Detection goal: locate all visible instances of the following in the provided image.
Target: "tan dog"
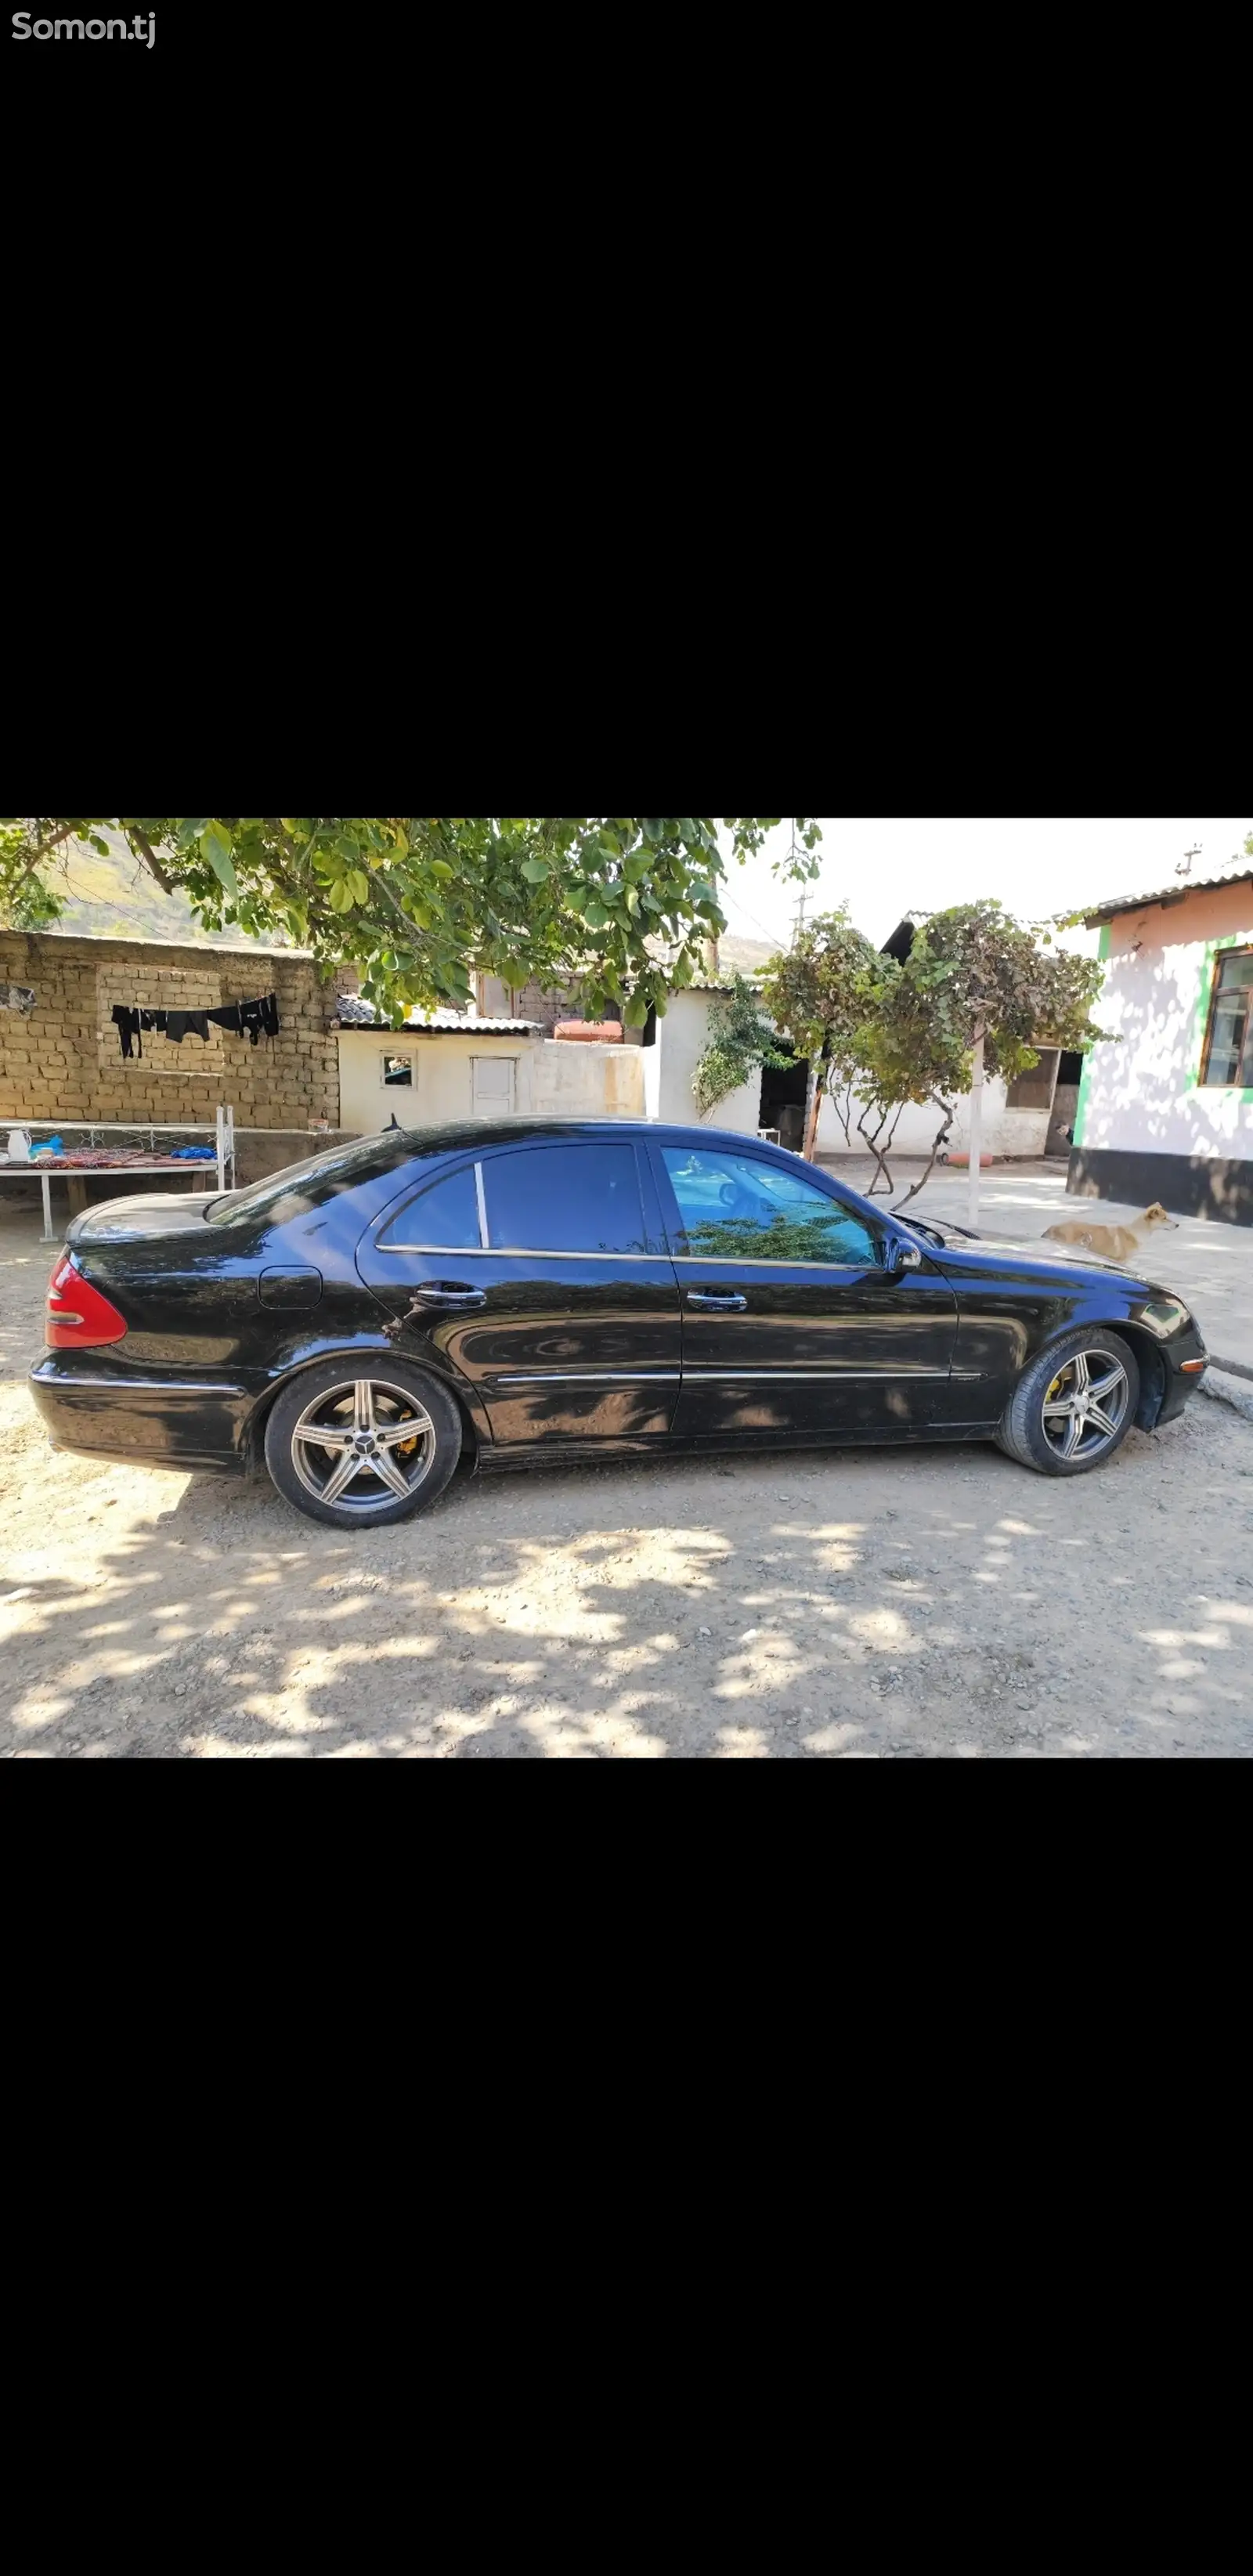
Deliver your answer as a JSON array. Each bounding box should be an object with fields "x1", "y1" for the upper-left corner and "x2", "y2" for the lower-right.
[{"x1": 1042, "y1": 1201, "x2": 1179, "y2": 1263}]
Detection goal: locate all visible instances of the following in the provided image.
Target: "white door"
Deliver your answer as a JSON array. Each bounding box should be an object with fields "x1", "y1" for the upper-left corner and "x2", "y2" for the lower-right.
[{"x1": 471, "y1": 1056, "x2": 517, "y2": 1117}]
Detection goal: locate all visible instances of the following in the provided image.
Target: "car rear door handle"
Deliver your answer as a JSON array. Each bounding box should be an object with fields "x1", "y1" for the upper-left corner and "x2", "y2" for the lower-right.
[
  {"x1": 410, "y1": 1284, "x2": 486, "y2": 1310},
  {"x1": 687, "y1": 1290, "x2": 748, "y2": 1311}
]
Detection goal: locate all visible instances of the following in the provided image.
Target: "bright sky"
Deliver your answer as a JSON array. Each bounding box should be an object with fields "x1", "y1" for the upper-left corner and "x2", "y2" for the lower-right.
[{"x1": 714, "y1": 818, "x2": 1253, "y2": 956}]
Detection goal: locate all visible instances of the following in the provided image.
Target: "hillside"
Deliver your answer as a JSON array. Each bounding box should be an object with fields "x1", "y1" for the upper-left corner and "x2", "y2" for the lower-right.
[
  {"x1": 41, "y1": 832, "x2": 284, "y2": 950},
  {"x1": 717, "y1": 934, "x2": 778, "y2": 972}
]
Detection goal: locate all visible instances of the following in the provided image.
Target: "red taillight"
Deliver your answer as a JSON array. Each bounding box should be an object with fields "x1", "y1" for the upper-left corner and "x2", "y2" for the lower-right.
[{"x1": 45, "y1": 1254, "x2": 127, "y2": 1349}]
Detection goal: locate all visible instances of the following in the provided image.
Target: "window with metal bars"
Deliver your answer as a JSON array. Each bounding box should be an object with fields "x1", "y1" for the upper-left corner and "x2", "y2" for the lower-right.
[{"x1": 1201, "y1": 949, "x2": 1253, "y2": 1087}]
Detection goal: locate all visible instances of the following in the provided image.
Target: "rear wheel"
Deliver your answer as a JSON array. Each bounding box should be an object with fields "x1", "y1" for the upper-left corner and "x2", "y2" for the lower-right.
[
  {"x1": 264, "y1": 1360, "x2": 463, "y2": 1528},
  {"x1": 997, "y1": 1328, "x2": 1139, "y2": 1476}
]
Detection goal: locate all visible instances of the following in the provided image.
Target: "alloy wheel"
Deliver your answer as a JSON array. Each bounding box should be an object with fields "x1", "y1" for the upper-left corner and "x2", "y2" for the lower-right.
[
  {"x1": 291, "y1": 1376, "x2": 436, "y2": 1512},
  {"x1": 1041, "y1": 1349, "x2": 1129, "y2": 1462}
]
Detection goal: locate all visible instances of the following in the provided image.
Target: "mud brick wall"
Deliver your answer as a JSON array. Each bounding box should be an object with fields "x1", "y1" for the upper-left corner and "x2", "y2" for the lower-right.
[{"x1": 0, "y1": 931, "x2": 345, "y2": 1129}]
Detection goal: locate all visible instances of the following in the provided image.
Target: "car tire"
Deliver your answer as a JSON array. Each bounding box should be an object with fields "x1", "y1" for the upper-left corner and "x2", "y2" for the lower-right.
[
  {"x1": 996, "y1": 1327, "x2": 1139, "y2": 1476},
  {"x1": 263, "y1": 1358, "x2": 464, "y2": 1529}
]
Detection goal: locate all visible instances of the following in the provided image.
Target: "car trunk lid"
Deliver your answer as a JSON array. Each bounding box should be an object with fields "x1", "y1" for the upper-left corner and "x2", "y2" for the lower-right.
[{"x1": 67, "y1": 1194, "x2": 218, "y2": 1246}]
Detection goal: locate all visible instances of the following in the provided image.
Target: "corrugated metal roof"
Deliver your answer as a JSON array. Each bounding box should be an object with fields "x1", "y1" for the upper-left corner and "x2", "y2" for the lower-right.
[
  {"x1": 336, "y1": 999, "x2": 540, "y2": 1035},
  {"x1": 1085, "y1": 854, "x2": 1253, "y2": 923},
  {"x1": 412, "y1": 1014, "x2": 540, "y2": 1034}
]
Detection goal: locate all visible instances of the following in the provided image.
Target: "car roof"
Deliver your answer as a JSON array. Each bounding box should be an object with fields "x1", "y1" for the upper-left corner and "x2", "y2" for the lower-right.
[{"x1": 390, "y1": 1117, "x2": 789, "y2": 1155}]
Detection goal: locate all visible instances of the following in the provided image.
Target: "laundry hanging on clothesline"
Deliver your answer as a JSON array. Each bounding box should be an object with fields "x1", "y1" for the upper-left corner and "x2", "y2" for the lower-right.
[
  {"x1": 111, "y1": 1006, "x2": 208, "y2": 1057},
  {"x1": 110, "y1": 992, "x2": 280, "y2": 1058},
  {"x1": 208, "y1": 995, "x2": 280, "y2": 1046}
]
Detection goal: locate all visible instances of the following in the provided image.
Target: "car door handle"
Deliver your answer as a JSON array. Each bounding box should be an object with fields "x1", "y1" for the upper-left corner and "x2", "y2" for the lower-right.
[
  {"x1": 687, "y1": 1291, "x2": 748, "y2": 1311},
  {"x1": 410, "y1": 1284, "x2": 487, "y2": 1310}
]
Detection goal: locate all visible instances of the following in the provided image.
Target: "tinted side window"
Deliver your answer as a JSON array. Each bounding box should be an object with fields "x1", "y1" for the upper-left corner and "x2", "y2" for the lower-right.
[
  {"x1": 659, "y1": 1145, "x2": 881, "y2": 1265},
  {"x1": 379, "y1": 1164, "x2": 482, "y2": 1250},
  {"x1": 483, "y1": 1146, "x2": 645, "y2": 1254}
]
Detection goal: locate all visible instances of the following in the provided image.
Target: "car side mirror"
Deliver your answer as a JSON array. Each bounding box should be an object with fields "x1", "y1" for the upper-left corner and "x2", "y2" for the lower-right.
[{"x1": 883, "y1": 1237, "x2": 923, "y2": 1274}]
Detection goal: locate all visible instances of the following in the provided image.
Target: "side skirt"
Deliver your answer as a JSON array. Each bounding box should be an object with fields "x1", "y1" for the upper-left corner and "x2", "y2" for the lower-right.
[{"x1": 471, "y1": 1424, "x2": 1000, "y2": 1472}]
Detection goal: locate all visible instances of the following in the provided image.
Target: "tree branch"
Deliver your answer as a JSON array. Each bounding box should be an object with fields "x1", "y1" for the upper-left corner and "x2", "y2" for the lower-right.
[
  {"x1": 16, "y1": 821, "x2": 78, "y2": 893},
  {"x1": 891, "y1": 1095, "x2": 957, "y2": 1210},
  {"x1": 126, "y1": 827, "x2": 175, "y2": 895}
]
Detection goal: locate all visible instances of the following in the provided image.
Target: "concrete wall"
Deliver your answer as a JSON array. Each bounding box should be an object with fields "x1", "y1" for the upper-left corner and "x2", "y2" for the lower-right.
[
  {"x1": 817, "y1": 1079, "x2": 1051, "y2": 1161},
  {"x1": 0, "y1": 930, "x2": 342, "y2": 1131},
  {"x1": 338, "y1": 1032, "x2": 644, "y2": 1133},
  {"x1": 1076, "y1": 881, "x2": 1253, "y2": 1164},
  {"x1": 531, "y1": 1041, "x2": 644, "y2": 1118},
  {"x1": 647, "y1": 990, "x2": 761, "y2": 1136}
]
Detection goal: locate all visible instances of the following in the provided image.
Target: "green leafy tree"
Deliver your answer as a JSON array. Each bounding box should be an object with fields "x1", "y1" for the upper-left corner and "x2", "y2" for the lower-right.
[
  {"x1": 0, "y1": 818, "x2": 117, "y2": 931},
  {"x1": 691, "y1": 973, "x2": 794, "y2": 1117},
  {"x1": 0, "y1": 816, "x2": 821, "y2": 1023},
  {"x1": 760, "y1": 900, "x2": 1113, "y2": 1203},
  {"x1": 758, "y1": 908, "x2": 891, "y2": 1168},
  {"x1": 877, "y1": 902, "x2": 1113, "y2": 1206}
]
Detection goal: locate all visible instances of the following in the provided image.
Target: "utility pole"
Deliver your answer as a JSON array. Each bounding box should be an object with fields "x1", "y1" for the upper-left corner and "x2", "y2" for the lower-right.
[{"x1": 791, "y1": 890, "x2": 808, "y2": 948}]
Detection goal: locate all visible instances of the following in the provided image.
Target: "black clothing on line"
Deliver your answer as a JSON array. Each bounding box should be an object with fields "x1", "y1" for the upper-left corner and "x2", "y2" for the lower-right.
[
  {"x1": 112, "y1": 1004, "x2": 140, "y2": 1059},
  {"x1": 207, "y1": 992, "x2": 280, "y2": 1044},
  {"x1": 114, "y1": 991, "x2": 279, "y2": 1055}
]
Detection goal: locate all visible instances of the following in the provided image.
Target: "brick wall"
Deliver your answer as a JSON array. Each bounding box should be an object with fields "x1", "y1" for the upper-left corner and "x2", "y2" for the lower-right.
[{"x1": 0, "y1": 931, "x2": 344, "y2": 1129}]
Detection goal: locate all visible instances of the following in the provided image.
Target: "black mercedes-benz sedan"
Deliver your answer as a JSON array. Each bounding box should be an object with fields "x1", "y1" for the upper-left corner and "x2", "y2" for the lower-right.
[{"x1": 29, "y1": 1119, "x2": 1208, "y2": 1529}]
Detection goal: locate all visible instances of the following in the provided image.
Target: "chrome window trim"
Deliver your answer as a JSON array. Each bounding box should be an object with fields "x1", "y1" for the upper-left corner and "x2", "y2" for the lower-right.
[
  {"x1": 474, "y1": 1160, "x2": 489, "y2": 1249},
  {"x1": 376, "y1": 1243, "x2": 666, "y2": 1262},
  {"x1": 376, "y1": 1245, "x2": 894, "y2": 1267}
]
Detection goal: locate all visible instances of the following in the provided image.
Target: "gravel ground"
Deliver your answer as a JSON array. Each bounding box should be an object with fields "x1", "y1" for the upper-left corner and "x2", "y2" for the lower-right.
[{"x1": 3, "y1": 1209, "x2": 1252, "y2": 1758}]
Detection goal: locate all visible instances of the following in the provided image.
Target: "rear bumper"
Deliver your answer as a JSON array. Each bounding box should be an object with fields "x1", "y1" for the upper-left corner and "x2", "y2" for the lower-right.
[{"x1": 29, "y1": 1358, "x2": 250, "y2": 1472}]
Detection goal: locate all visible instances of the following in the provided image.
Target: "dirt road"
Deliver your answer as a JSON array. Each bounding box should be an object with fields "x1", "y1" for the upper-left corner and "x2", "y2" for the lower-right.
[{"x1": 3, "y1": 1212, "x2": 1251, "y2": 1757}]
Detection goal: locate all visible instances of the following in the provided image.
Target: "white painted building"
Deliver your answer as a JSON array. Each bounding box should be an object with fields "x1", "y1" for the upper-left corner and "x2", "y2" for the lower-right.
[
  {"x1": 641, "y1": 985, "x2": 1064, "y2": 1158},
  {"x1": 641, "y1": 987, "x2": 761, "y2": 1136},
  {"x1": 814, "y1": 1072, "x2": 1059, "y2": 1163},
  {"x1": 334, "y1": 977, "x2": 1078, "y2": 1169},
  {"x1": 336, "y1": 1006, "x2": 643, "y2": 1134},
  {"x1": 1071, "y1": 855, "x2": 1253, "y2": 1224}
]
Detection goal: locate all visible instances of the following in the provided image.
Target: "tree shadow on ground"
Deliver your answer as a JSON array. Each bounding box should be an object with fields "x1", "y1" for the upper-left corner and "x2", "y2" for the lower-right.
[{"x1": 5, "y1": 1403, "x2": 1252, "y2": 1758}]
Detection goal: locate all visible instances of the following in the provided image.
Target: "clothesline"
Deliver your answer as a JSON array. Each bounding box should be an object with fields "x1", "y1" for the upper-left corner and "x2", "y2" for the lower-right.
[{"x1": 110, "y1": 991, "x2": 280, "y2": 1058}]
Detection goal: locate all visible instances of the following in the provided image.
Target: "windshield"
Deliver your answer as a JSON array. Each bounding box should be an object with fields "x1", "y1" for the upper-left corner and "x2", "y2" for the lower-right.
[{"x1": 205, "y1": 1134, "x2": 420, "y2": 1227}]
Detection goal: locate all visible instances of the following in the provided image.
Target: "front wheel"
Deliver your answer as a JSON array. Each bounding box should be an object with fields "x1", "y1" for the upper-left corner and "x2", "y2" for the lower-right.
[
  {"x1": 263, "y1": 1359, "x2": 463, "y2": 1528},
  {"x1": 996, "y1": 1328, "x2": 1139, "y2": 1476}
]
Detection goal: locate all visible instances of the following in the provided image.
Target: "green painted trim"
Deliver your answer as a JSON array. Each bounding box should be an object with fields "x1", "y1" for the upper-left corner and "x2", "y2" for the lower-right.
[
  {"x1": 1072, "y1": 923, "x2": 1110, "y2": 1150},
  {"x1": 1189, "y1": 933, "x2": 1253, "y2": 1097}
]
